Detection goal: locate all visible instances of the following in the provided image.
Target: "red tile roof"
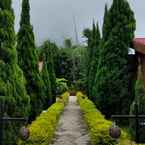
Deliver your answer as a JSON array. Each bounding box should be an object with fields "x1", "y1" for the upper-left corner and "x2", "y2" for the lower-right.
[
  {"x1": 134, "y1": 38, "x2": 145, "y2": 45},
  {"x1": 133, "y1": 38, "x2": 145, "y2": 54}
]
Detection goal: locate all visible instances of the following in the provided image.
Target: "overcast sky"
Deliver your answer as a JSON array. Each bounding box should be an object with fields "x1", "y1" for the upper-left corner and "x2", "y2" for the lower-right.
[{"x1": 12, "y1": 0, "x2": 145, "y2": 46}]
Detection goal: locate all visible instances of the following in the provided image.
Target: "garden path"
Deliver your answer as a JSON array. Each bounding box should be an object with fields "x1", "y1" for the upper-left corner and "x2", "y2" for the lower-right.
[{"x1": 51, "y1": 96, "x2": 91, "y2": 145}]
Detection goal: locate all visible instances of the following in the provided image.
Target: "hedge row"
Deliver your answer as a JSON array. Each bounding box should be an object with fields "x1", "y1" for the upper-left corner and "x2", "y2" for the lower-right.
[
  {"x1": 18, "y1": 92, "x2": 69, "y2": 145},
  {"x1": 77, "y1": 92, "x2": 132, "y2": 145}
]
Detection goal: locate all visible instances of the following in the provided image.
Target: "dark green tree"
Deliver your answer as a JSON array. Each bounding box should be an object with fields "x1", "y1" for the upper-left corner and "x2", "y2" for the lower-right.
[
  {"x1": 93, "y1": 0, "x2": 136, "y2": 117},
  {"x1": 41, "y1": 59, "x2": 52, "y2": 107},
  {"x1": 56, "y1": 48, "x2": 73, "y2": 85},
  {"x1": 72, "y1": 46, "x2": 88, "y2": 91},
  {"x1": 83, "y1": 22, "x2": 101, "y2": 98},
  {"x1": 41, "y1": 40, "x2": 56, "y2": 103},
  {"x1": 88, "y1": 21, "x2": 96, "y2": 59},
  {"x1": 17, "y1": 0, "x2": 46, "y2": 119},
  {"x1": 88, "y1": 23, "x2": 101, "y2": 99},
  {"x1": 48, "y1": 41, "x2": 59, "y2": 76},
  {"x1": 0, "y1": 0, "x2": 30, "y2": 144},
  {"x1": 102, "y1": 4, "x2": 109, "y2": 41}
]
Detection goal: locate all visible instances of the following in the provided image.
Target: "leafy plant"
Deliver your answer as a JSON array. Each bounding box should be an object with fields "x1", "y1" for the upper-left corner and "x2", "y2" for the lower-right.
[{"x1": 56, "y1": 78, "x2": 68, "y2": 95}]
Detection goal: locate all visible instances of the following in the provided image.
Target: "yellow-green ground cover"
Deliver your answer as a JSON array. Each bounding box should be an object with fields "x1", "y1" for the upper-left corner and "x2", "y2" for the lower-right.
[
  {"x1": 77, "y1": 92, "x2": 144, "y2": 145},
  {"x1": 18, "y1": 92, "x2": 69, "y2": 145}
]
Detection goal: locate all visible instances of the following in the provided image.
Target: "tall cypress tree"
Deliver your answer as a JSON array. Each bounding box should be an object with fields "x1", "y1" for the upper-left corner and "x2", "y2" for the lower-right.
[
  {"x1": 102, "y1": 4, "x2": 109, "y2": 41},
  {"x1": 0, "y1": 0, "x2": 30, "y2": 143},
  {"x1": 87, "y1": 22, "x2": 96, "y2": 97},
  {"x1": 88, "y1": 23, "x2": 101, "y2": 99},
  {"x1": 17, "y1": 0, "x2": 46, "y2": 119},
  {"x1": 94, "y1": 0, "x2": 136, "y2": 117},
  {"x1": 41, "y1": 40, "x2": 56, "y2": 103},
  {"x1": 41, "y1": 59, "x2": 52, "y2": 107},
  {"x1": 83, "y1": 21, "x2": 101, "y2": 98}
]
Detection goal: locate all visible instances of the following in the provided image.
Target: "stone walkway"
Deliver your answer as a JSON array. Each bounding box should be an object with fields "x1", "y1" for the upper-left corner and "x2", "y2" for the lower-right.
[{"x1": 51, "y1": 96, "x2": 91, "y2": 145}]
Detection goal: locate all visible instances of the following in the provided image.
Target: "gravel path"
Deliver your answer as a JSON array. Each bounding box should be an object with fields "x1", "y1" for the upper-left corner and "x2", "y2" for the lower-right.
[{"x1": 51, "y1": 96, "x2": 91, "y2": 145}]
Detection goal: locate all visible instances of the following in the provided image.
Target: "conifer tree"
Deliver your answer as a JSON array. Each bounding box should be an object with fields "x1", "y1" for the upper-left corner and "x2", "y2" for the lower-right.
[
  {"x1": 102, "y1": 4, "x2": 109, "y2": 41},
  {"x1": 83, "y1": 21, "x2": 101, "y2": 98},
  {"x1": 0, "y1": 0, "x2": 30, "y2": 143},
  {"x1": 17, "y1": 0, "x2": 46, "y2": 119},
  {"x1": 41, "y1": 40, "x2": 56, "y2": 103},
  {"x1": 94, "y1": 0, "x2": 136, "y2": 117},
  {"x1": 88, "y1": 23, "x2": 101, "y2": 99},
  {"x1": 41, "y1": 59, "x2": 52, "y2": 107}
]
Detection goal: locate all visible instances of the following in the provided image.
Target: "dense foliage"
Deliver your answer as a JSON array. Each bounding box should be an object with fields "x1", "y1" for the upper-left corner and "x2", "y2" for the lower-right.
[
  {"x1": 17, "y1": 0, "x2": 47, "y2": 119},
  {"x1": 71, "y1": 46, "x2": 88, "y2": 91},
  {"x1": 55, "y1": 44, "x2": 88, "y2": 91},
  {"x1": 40, "y1": 59, "x2": 52, "y2": 107},
  {"x1": 93, "y1": 0, "x2": 136, "y2": 117},
  {"x1": 0, "y1": 0, "x2": 30, "y2": 144},
  {"x1": 102, "y1": 4, "x2": 109, "y2": 42},
  {"x1": 55, "y1": 46, "x2": 73, "y2": 85},
  {"x1": 88, "y1": 23, "x2": 101, "y2": 99},
  {"x1": 83, "y1": 22, "x2": 101, "y2": 99},
  {"x1": 40, "y1": 40, "x2": 57, "y2": 103}
]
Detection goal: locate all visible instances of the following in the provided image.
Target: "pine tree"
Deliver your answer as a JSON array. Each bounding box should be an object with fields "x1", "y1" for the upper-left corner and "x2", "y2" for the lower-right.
[
  {"x1": 17, "y1": 0, "x2": 46, "y2": 119},
  {"x1": 94, "y1": 0, "x2": 136, "y2": 117},
  {"x1": 41, "y1": 40, "x2": 56, "y2": 103},
  {"x1": 0, "y1": 0, "x2": 30, "y2": 143}
]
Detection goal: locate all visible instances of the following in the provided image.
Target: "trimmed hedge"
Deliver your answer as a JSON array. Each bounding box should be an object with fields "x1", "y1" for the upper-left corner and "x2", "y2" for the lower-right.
[
  {"x1": 77, "y1": 92, "x2": 132, "y2": 145},
  {"x1": 18, "y1": 92, "x2": 69, "y2": 145}
]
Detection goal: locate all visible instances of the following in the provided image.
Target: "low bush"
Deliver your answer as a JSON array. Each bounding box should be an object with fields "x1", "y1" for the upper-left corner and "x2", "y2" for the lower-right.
[
  {"x1": 76, "y1": 92, "x2": 133, "y2": 145},
  {"x1": 18, "y1": 92, "x2": 69, "y2": 145}
]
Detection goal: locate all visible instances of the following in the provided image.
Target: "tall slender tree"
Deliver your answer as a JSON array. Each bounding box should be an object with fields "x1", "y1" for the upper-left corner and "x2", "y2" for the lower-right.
[
  {"x1": 17, "y1": 0, "x2": 46, "y2": 119},
  {"x1": 102, "y1": 4, "x2": 109, "y2": 41},
  {"x1": 83, "y1": 22, "x2": 101, "y2": 98},
  {"x1": 94, "y1": 0, "x2": 136, "y2": 117},
  {"x1": 88, "y1": 23, "x2": 101, "y2": 99},
  {"x1": 41, "y1": 40, "x2": 56, "y2": 103},
  {"x1": 41, "y1": 58, "x2": 52, "y2": 107},
  {"x1": 0, "y1": 0, "x2": 30, "y2": 143}
]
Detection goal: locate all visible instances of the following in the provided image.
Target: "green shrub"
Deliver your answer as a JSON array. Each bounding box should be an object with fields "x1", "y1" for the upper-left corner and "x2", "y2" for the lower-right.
[
  {"x1": 56, "y1": 78, "x2": 68, "y2": 95},
  {"x1": 76, "y1": 92, "x2": 132, "y2": 145},
  {"x1": 18, "y1": 92, "x2": 69, "y2": 145}
]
